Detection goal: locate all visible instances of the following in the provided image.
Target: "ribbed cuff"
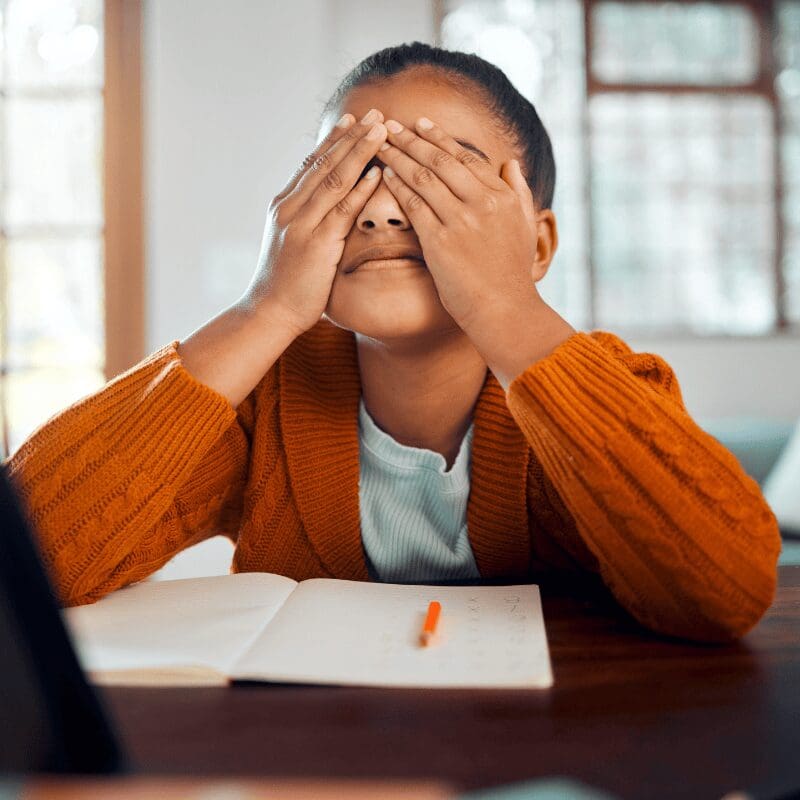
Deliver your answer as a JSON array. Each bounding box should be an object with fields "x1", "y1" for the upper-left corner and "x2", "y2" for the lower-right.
[{"x1": 505, "y1": 333, "x2": 633, "y2": 460}]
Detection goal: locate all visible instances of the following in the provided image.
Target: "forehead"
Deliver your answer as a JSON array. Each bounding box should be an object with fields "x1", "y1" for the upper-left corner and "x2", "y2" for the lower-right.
[{"x1": 325, "y1": 70, "x2": 517, "y2": 166}]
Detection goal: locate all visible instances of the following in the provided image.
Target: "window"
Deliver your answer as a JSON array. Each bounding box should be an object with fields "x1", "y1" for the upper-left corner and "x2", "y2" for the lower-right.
[
  {"x1": 0, "y1": 0, "x2": 143, "y2": 457},
  {"x1": 437, "y1": 0, "x2": 800, "y2": 336}
]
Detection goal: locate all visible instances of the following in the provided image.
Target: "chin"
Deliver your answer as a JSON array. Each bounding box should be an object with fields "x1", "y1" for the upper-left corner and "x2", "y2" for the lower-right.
[{"x1": 324, "y1": 281, "x2": 459, "y2": 341}]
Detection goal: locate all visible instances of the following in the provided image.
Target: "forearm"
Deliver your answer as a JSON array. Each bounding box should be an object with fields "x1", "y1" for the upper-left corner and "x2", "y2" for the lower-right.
[
  {"x1": 6, "y1": 342, "x2": 245, "y2": 606},
  {"x1": 462, "y1": 292, "x2": 576, "y2": 392},
  {"x1": 178, "y1": 300, "x2": 302, "y2": 409},
  {"x1": 507, "y1": 332, "x2": 781, "y2": 641}
]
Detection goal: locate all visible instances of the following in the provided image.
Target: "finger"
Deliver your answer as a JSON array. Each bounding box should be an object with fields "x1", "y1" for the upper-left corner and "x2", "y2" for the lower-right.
[
  {"x1": 315, "y1": 165, "x2": 382, "y2": 237},
  {"x1": 275, "y1": 112, "x2": 357, "y2": 201},
  {"x1": 298, "y1": 121, "x2": 388, "y2": 228},
  {"x1": 377, "y1": 139, "x2": 460, "y2": 225},
  {"x1": 276, "y1": 108, "x2": 384, "y2": 206},
  {"x1": 378, "y1": 118, "x2": 491, "y2": 204},
  {"x1": 381, "y1": 166, "x2": 443, "y2": 233},
  {"x1": 503, "y1": 159, "x2": 538, "y2": 239},
  {"x1": 412, "y1": 116, "x2": 508, "y2": 193},
  {"x1": 505, "y1": 159, "x2": 537, "y2": 218}
]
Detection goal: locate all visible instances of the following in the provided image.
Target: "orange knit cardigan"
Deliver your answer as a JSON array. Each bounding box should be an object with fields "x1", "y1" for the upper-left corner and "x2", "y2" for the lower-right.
[{"x1": 5, "y1": 320, "x2": 781, "y2": 641}]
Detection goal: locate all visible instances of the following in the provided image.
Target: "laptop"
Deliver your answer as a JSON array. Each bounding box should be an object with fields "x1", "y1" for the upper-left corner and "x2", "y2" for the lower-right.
[{"x1": 0, "y1": 463, "x2": 125, "y2": 774}]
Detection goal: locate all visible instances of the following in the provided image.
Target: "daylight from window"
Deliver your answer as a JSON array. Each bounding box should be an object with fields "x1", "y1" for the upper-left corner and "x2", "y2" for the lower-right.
[
  {"x1": 0, "y1": 0, "x2": 105, "y2": 456},
  {"x1": 441, "y1": 0, "x2": 800, "y2": 335}
]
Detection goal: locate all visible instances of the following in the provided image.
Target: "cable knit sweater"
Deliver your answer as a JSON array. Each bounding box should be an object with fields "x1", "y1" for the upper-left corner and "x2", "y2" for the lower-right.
[{"x1": 4, "y1": 319, "x2": 781, "y2": 641}]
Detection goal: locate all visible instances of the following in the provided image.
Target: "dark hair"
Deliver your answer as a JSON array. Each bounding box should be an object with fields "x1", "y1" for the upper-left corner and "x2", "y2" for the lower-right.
[{"x1": 319, "y1": 41, "x2": 556, "y2": 209}]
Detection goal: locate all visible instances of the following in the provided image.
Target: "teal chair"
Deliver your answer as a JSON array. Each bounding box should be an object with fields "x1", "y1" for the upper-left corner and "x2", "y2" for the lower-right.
[
  {"x1": 698, "y1": 417, "x2": 795, "y2": 487},
  {"x1": 699, "y1": 417, "x2": 800, "y2": 565}
]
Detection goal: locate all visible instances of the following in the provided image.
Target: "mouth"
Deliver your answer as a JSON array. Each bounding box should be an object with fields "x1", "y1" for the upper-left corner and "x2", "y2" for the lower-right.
[
  {"x1": 351, "y1": 257, "x2": 427, "y2": 273},
  {"x1": 344, "y1": 245, "x2": 426, "y2": 273}
]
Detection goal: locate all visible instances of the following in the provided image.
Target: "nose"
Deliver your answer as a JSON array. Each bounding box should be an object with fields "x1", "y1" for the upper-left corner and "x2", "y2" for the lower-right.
[{"x1": 355, "y1": 167, "x2": 411, "y2": 232}]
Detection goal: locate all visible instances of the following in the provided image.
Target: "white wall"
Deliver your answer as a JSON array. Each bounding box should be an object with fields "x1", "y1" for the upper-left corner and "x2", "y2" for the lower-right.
[
  {"x1": 143, "y1": 1, "x2": 800, "y2": 422},
  {"x1": 626, "y1": 336, "x2": 800, "y2": 420},
  {"x1": 143, "y1": 0, "x2": 434, "y2": 349}
]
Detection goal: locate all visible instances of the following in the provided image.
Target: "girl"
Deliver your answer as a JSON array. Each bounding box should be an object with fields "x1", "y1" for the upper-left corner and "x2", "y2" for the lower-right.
[{"x1": 5, "y1": 43, "x2": 781, "y2": 642}]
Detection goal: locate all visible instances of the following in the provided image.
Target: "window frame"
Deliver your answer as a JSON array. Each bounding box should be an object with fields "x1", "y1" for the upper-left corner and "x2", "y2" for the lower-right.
[
  {"x1": 433, "y1": 0, "x2": 794, "y2": 336},
  {"x1": 103, "y1": 0, "x2": 144, "y2": 377},
  {"x1": 0, "y1": 0, "x2": 144, "y2": 457},
  {"x1": 583, "y1": 0, "x2": 788, "y2": 332}
]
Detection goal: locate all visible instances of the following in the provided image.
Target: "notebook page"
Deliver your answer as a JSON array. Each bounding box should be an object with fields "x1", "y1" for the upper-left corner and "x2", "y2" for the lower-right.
[
  {"x1": 62, "y1": 573, "x2": 297, "y2": 675},
  {"x1": 230, "y1": 580, "x2": 553, "y2": 688}
]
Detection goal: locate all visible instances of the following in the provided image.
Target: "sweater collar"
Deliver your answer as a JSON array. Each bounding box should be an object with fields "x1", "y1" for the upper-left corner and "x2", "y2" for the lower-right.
[{"x1": 279, "y1": 319, "x2": 530, "y2": 582}]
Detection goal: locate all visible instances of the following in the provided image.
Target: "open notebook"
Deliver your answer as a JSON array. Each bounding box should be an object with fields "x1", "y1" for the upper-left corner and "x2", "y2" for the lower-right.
[{"x1": 62, "y1": 573, "x2": 553, "y2": 689}]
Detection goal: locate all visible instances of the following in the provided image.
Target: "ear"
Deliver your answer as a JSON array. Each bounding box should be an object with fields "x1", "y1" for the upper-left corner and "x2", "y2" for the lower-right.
[
  {"x1": 531, "y1": 207, "x2": 558, "y2": 283},
  {"x1": 502, "y1": 159, "x2": 559, "y2": 283}
]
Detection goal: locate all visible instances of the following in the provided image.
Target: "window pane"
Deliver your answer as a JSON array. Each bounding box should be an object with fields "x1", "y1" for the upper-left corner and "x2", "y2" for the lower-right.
[
  {"x1": 5, "y1": 95, "x2": 102, "y2": 229},
  {"x1": 6, "y1": 367, "x2": 106, "y2": 457},
  {"x1": 778, "y1": 1, "x2": 800, "y2": 323},
  {"x1": 591, "y1": 93, "x2": 775, "y2": 333},
  {"x1": 4, "y1": 0, "x2": 103, "y2": 89},
  {"x1": 0, "y1": 4, "x2": 5, "y2": 84},
  {"x1": 441, "y1": 0, "x2": 590, "y2": 328},
  {"x1": 6, "y1": 237, "x2": 104, "y2": 369},
  {"x1": 787, "y1": 248, "x2": 800, "y2": 324},
  {"x1": 592, "y1": 2, "x2": 759, "y2": 85}
]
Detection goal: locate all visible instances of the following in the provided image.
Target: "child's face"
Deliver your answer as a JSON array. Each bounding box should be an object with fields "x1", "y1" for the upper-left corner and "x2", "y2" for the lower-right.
[{"x1": 319, "y1": 69, "x2": 525, "y2": 343}]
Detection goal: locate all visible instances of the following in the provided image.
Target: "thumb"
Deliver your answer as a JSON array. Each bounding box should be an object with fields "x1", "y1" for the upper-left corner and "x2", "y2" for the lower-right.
[{"x1": 504, "y1": 159, "x2": 538, "y2": 233}]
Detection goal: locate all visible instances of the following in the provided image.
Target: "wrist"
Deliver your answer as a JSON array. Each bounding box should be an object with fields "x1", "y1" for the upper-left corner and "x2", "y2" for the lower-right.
[
  {"x1": 469, "y1": 296, "x2": 576, "y2": 392},
  {"x1": 236, "y1": 296, "x2": 307, "y2": 344}
]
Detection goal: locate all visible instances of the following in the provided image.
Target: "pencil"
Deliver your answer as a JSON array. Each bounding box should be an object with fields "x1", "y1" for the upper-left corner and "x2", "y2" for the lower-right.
[{"x1": 420, "y1": 600, "x2": 441, "y2": 647}]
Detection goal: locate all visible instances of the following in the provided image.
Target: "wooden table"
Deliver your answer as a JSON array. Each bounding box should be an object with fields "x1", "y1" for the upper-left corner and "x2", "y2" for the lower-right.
[{"x1": 100, "y1": 565, "x2": 800, "y2": 800}]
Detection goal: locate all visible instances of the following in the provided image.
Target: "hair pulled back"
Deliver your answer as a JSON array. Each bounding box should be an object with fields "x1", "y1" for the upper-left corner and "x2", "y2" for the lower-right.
[{"x1": 320, "y1": 41, "x2": 556, "y2": 209}]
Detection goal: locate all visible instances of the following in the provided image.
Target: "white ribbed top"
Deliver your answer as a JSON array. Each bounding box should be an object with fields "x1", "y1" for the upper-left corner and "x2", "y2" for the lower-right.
[{"x1": 358, "y1": 396, "x2": 480, "y2": 583}]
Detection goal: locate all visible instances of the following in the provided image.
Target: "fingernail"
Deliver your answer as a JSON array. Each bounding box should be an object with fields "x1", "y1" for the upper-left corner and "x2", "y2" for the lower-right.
[
  {"x1": 379, "y1": 142, "x2": 390, "y2": 151},
  {"x1": 383, "y1": 166, "x2": 395, "y2": 178},
  {"x1": 366, "y1": 123, "x2": 385, "y2": 140},
  {"x1": 360, "y1": 108, "x2": 379, "y2": 124},
  {"x1": 336, "y1": 113, "x2": 354, "y2": 128},
  {"x1": 417, "y1": 117, "x2": 433, "y2": 130},
  {"x1": 385, "y1": 119, "x2": 403, "y2": 134},
  {"x1": 365, "y1": 166, "x2": 380, "y2": 179}
]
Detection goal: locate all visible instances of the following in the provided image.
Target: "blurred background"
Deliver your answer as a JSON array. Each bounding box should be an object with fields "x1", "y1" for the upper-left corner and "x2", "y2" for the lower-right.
[{"x1": 1, "y1": 0, "x2": 799, "y2": 472}]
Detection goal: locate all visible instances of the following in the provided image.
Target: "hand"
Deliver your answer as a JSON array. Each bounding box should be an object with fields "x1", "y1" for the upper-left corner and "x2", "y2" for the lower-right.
[
  {"x1": 240, "y1": 110, "x2": 388, "y2": 335},
  {"x1": 375, "y1": 116, "x2": 546, "y2": 335}
]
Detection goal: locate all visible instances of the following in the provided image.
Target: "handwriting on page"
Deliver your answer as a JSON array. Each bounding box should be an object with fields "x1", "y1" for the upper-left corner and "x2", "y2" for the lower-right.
[
  {"x1": 234, "y1": 580, "x2": 552, "y2": 688},
  {"x1": 368, "y1": 588, "x2": 539, "y2": 680}
]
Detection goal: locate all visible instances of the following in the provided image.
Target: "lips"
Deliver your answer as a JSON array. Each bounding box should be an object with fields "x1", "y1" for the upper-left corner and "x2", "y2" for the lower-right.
[{"x1": 344, "y1": 245, "x2": 425, "y2": 273}]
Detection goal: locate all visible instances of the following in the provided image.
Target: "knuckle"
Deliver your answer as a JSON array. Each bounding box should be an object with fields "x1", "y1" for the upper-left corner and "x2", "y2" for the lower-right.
[
  {"x1": 271, "y1": 200, "x2": 291, "y2": 229},
  {"x1": 480, "y1": 193, "x2": 499, "y2": 214},
  {"x1": 455, "y1": 210, "x2": 475, "y2": 231},
  {"x1": 334, "y1": 195, "x2": 353, "y2": 217},
  {"x1": 312, "y1": 151, "x2": 334, "y2": 174},
  {"x1": 433, "y1": 226, "x2": 450, "y2": 245},
  {"x1": 406, "y1": 192, "x2": 425, "y2": 213},
  {"x1": 342, "y1": 127, "x2": 360, "y2": 145},
  {"x1": 412, "y1": 166, "x2": 434, "y2": 187},
  {"x1": 282, "y1": 219, "x2": 302, "y2": 240},
  {"x1": 431, "y1": 150, "x2": 452, "y2": 170},
  {"x1": 456, "y1": 149, "x2": 481, "y2": 168},
  {"x1": 322, "y1": 168, "x2": 344, "y2": 192}
]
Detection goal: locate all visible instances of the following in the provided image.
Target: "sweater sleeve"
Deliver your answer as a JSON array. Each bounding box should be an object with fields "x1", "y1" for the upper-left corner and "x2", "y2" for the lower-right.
[
  {"x1": 506, "y1": 330, "x2": 782, "y2": 642},
  {"x1": 3, "y1": 340, "x2": 257, "y2": 607}
]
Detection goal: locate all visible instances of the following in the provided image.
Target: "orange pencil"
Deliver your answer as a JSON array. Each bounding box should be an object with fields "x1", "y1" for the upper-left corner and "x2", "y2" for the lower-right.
[{"x1": 419, "y1": 601, "x2": 441, "y2": 647}]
